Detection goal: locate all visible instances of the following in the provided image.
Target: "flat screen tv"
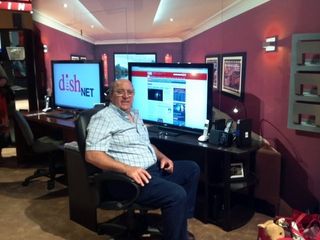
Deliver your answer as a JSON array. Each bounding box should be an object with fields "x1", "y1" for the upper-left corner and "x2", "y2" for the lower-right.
[
  {"x1": 128, "y1": 62, "x2": 213, "y2": 135},
  {"x1": 51, "y1": 60, "x2": 104, "y2": 110},
  {"x1": 114, "y1": 53, "x2": 156, "y2": 80}
]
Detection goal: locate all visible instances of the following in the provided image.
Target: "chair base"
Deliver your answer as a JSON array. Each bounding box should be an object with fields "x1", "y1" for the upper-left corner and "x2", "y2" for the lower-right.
[
  {"x1": 98, "y1": 211, "x2": 162, "y2": 240},
  {"x1": 22, "y1": 165, "x2": 65, "y2": 190}
]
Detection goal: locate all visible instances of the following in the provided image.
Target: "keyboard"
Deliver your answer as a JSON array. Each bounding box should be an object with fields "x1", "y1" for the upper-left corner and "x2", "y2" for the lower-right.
[{"x1": 46, "y1": 112, "x2": 75, "y2": 119}]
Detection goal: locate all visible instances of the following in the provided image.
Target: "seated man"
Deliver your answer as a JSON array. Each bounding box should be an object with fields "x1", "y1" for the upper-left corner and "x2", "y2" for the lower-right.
[{"x1": 85, "y1": 79, "x2": 200, "y2": 240}]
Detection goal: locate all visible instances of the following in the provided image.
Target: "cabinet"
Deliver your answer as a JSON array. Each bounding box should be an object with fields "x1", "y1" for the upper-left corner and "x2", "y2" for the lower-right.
[
  {"x1": 288, "y1": 33, "x2": 320, "y2": 133},
  {"x1": 150, "y1": 133, "x2": 259, "y2": 231},
  {"x1": 0, "y1": 29, "x2": 38, "y2": 110}
]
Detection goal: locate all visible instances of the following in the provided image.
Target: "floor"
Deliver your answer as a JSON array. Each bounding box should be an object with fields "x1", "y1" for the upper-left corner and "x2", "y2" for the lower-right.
[{"x1": 0, "y1": 147, "x2": 272, "y2": 240}]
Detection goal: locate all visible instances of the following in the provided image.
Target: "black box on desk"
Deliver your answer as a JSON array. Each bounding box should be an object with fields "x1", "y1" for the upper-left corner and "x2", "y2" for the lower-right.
[{"x1": 209, "y1": 129, "x2": 233, "y2": 147}]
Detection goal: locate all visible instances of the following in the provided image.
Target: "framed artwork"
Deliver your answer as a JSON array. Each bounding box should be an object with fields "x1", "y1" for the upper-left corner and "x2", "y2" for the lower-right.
[
  {"x1": 221, "y1": 52, "x2": 246, "y2": 99},
  {"x1": 230, "y1": 162, "x2": 244, "y2": 179},
  {"x1": 205, "y1": 55, "x2": 220, "y2": 89},
  {"x1": 113, "y1": 53, "x2": 156, "y2": 80}
]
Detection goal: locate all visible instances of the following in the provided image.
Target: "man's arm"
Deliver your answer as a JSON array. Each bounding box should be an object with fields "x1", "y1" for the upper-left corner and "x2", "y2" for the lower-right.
[
  {"x1": 85, "y1": 151, "x2": 151, "y2": 186},
  {"x1": 152, "y1": 144, "x2": 174, "y2": 174}
]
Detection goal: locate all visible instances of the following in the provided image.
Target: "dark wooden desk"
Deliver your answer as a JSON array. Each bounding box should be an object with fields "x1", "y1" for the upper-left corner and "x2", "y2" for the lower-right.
[
  {"x1": 18, "y1": 114, "x2": 259, "y2": 231},
  {"x1": 148, "y1": 131, "x2": 259, "y2": 231}
]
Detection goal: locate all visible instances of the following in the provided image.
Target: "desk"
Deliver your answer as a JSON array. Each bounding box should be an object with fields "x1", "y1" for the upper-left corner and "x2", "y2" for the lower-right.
[
  {"x1": 148, "y1": 131, "x2": 259, "y2": 231},
  {"x1": 18, "y1": 113, "x2": 259, "y2": 230}
]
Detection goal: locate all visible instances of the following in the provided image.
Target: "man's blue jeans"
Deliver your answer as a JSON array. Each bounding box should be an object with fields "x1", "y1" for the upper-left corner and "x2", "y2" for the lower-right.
[{"x1": 137, "y1": 160, "x2": 200, "y2": 240}]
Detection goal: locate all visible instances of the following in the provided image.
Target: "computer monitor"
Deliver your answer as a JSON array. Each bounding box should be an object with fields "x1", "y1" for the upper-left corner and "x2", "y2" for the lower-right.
[
  {"x1": 51, "y1": 60, "x2": 104, "y2": 110},
  {"x1": 128, "y1": 62, "x2": 213, "y2": 135}
]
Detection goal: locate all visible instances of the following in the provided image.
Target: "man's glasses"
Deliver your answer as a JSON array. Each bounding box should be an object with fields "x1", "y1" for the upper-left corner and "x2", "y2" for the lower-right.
[{"x1": 114, "y1": 89, "x2": 134, "y2": 97}]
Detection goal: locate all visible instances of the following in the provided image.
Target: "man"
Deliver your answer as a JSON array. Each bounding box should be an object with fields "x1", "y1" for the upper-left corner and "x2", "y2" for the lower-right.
[{"x1": 85, "y1": 79, "x2": 200, "y2": 240}]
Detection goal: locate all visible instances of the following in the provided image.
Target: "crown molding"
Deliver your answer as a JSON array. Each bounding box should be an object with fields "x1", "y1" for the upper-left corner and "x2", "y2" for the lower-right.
[{"x1": 33, "y1": 0, "x2": 270, "y2": 45}]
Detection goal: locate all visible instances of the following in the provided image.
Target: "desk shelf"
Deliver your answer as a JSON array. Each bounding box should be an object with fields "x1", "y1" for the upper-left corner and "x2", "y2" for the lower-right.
[{"x1": 150, "y1": 133, "x2": 259, "y2": 231}]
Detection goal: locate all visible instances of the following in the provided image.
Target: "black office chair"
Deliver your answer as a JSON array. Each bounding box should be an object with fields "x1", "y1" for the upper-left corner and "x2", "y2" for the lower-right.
[
  {"x1": 67, "y1": 106, "x2": 161, "y2": 239},
  {"x1": 13, "y1": 110, "x2": 64, "y2": 190}
]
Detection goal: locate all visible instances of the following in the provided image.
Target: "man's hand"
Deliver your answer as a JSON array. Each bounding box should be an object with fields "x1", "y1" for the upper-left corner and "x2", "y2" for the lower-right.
[
  {"x1": 160, "y1": 157, "x2": 174, "y2": 174},
  {"x1": 125, "y1": 165, "x2": 152, "y2": 187}
]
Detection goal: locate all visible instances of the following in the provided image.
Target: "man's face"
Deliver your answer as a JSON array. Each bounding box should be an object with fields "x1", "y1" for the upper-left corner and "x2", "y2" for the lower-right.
[{"x1": 110, "y1": 80, "x2": 134, "y2": 113}]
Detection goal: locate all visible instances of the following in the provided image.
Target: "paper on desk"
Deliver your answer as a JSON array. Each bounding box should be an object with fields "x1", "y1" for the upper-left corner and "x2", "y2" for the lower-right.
[
  {"x1": 25, "y1": 112, "x2": 46, "y2": 117},
  {"x1": 64, "y1": 141, "x2": 79, "y2": 151}
]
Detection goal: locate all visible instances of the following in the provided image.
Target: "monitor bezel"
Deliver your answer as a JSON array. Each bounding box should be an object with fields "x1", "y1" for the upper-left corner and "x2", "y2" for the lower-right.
[
  {"x1": 128, "y1": 62, "x2": 213, "y2": 135},
  {"x1": 51, "y1": 60, "x2": 105, "y2": 110}
]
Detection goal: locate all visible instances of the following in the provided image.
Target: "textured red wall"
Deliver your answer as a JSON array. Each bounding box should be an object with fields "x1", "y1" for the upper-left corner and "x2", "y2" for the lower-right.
[
  {"x1": 183, "y1": 0, "x2": 320, "y2": 210},
  {"x1": 34, "y1": 22, "x2": 95, "y2": 92}
]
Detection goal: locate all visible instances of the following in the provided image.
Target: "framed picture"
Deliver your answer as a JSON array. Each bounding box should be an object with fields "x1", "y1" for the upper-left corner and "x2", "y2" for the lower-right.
[
  {"x1": 70, "y1": 55, "x2": 80, "y2": 60},
  {"x1": 79, "y1": 56, "x2": 87, "y2": 60},
  {"x1": 230, "y1": 162, "x2": 244, "y2": 179},
  {"x1": 221, "y1": 52, "x2": 246, "y2": 99},
  {"x1": 205, "y1": 55, "x2": 220, "y2": 89},
  {"x1": 113, "y1": 53, "x2": 156, "y2": 80}
]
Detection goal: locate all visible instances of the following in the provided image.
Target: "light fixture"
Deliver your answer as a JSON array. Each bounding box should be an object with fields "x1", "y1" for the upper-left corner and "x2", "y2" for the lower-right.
[
  {"x1": 263, "y1": 36, "x2": 277, "y2": 52},
  {"x1": 43, "y1": 44, "x2": 48, "y2": 53},
  {"x1": 231, "y1": 101, "x2": 247, "y2": 120}
]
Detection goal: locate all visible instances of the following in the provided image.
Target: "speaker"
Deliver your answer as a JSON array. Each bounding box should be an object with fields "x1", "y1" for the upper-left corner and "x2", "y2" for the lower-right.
[
  {"x1": 209, "y1": 128, "x2": 223, "y2": 145},
  {"x1": 236, "y1": 119, "x2": 252, "y2": 148},
  {"x1": 209, "y1": 128, "x2": 233, "y2": 147},
  {"x1": 213, "y1": 119, "x2": 226, "y2": 130}
]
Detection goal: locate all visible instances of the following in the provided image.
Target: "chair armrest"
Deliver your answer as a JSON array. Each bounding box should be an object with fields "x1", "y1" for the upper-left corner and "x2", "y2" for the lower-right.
[{"x1": 89, "y1": 171, "x2": 141, "y2": 210}]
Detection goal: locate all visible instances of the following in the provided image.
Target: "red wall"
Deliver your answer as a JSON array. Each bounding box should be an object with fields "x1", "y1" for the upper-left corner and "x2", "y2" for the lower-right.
[
  {"x1": 34, "y1": 0, "x2": 319, "y2": 210},
  {"x1": 34, "y1": 22, "x2": 95, "y2": 93},
  {"x1": 183, "y1": 0, "x2": 320, "y2": 210}
]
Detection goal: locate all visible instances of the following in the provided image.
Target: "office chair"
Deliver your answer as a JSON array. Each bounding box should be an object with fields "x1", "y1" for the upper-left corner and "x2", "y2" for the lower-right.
[
  {"x1": 13, "y1": 110, "x2": 64, "y2": 190},
  {"x1": 66, "y1": 106, "x2": 161, "y2": 239}
]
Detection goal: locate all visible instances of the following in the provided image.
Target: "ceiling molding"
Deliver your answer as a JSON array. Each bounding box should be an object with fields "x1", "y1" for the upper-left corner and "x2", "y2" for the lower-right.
[
  {"x1": 182, "y1": 0, "x2": 270, "y2": 41},
  {"x1": 32, "y1": 10, "x2": 95, "y2": 44},
  {"x1": 33, "y1": 0, "x2": 271, "y2": 45}
]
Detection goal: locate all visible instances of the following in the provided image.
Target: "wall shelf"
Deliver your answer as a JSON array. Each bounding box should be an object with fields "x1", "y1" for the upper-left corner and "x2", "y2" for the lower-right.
[{"x1": 288, "y1": 33, "x2": 320, "y2": 133}]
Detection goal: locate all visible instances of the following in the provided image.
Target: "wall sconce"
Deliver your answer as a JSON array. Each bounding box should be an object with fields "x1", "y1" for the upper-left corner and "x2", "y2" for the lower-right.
[
  {"x1": 164, "y1": 53, "x2": 172, "y2": 63},
  {"x1": 263, "y1": 36, "x2": 277, "y2": 52},
  {"x1": 43, "y1": 44, "x2": 48, "y2": 53}
]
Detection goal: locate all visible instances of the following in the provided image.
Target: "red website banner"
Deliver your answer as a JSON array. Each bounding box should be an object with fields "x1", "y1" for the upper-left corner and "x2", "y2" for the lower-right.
[{"x1": 131, "y1": 71, "x2": 208, "y2": 80}]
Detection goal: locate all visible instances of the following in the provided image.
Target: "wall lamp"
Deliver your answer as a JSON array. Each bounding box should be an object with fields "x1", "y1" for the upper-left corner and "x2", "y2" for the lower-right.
[
  {"x1": 263, "y1": 36, "x2": 277, "y2": 52},
  {"x1": 43, "y1": 44, "x2": 48, "y2": 53}
]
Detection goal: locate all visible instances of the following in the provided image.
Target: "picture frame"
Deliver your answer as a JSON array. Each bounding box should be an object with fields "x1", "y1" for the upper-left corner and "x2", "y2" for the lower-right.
[
  {"x1": 230, "y1": 162, "x2": 244, "y2": 179},
  {"x1": 221, "y1": 52, "x2": 246, "y2": 99},
  {"x1": 205, "y1": 55, "x2": 220, "y2": 89},
  {"x1": 113, "y1": 52, "x2": 157, "y2": 80}
]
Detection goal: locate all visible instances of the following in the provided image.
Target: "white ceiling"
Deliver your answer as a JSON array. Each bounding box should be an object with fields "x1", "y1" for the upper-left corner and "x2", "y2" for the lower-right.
[{"x1": 32, "y1": 0, "x2": 270, "y2": 45}]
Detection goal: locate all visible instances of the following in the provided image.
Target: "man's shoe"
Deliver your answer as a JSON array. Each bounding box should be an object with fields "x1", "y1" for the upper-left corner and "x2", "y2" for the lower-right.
[{"x1": 187, "y1": 231, "x2": 196, "y2": 240}]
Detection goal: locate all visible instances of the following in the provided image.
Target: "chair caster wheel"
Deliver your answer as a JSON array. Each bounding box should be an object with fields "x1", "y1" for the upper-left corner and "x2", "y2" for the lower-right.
[
  {"x1": 22, "y1": 180, "x2": 29, "y2": 186},
  {"x1": 47, "y1": 180, "x2": 55, "y2": 190}
]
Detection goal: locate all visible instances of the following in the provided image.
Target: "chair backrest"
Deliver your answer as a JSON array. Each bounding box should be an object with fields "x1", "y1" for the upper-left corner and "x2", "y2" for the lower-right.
[
  {"x1": 75, "y1": 106, "x2": 104, "y2": 175},
  {"x1": 13, "y1": 110, "x2": 34, "y2": 146}
]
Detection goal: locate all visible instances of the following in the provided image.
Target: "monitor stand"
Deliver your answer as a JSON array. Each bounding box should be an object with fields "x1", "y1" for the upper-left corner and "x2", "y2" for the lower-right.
[{"x1": 147, "y1": 125, "x2": 182, "y2": 137}]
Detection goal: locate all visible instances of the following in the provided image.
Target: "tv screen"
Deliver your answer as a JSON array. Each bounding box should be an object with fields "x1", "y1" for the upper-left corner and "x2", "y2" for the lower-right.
[
  {"x1": 51, "y1": 60, "x2": 104, "y2": 110},
  {"x1": 129, "y1": 62, "x2": 213, "y2": 134},
  {"x1": 114, "y1": 53, "x2": 156, "y2": 80}
]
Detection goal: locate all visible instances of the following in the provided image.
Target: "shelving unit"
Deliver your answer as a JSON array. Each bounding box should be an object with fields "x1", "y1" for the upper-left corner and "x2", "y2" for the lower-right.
[
  {"x1": 149, "y1": 133, "x2": 259, "y2": 231},
  {"x1": 288, "y1": 33, "x2": 320, "y2": 133}
]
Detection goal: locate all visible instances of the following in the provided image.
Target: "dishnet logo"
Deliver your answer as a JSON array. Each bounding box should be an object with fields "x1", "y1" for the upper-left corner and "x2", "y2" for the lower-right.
[{"x1": 59, "y1": 74, "x2": 94, "y2": 97}]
